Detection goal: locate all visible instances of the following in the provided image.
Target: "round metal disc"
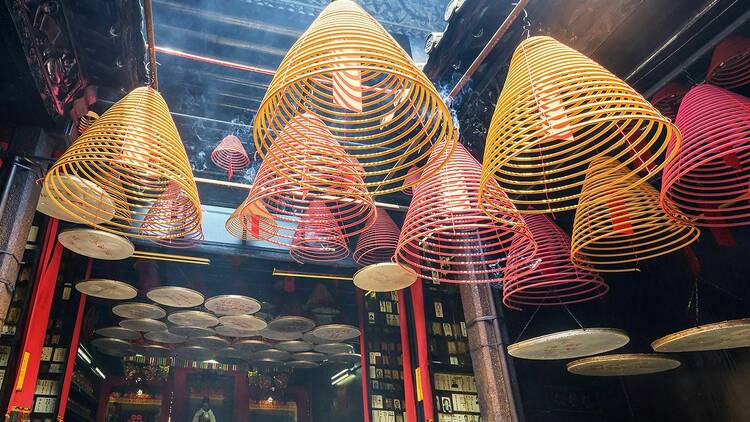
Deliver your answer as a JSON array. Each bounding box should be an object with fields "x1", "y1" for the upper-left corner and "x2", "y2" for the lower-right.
[
  {"x1": 168, "y1": 311, "x2": 219, "y2": 328},
  {"x1": 255, "y1": 348, "x2": 291, "y2": 361},
  {"x1": 291, "y1": 351, "x2": 326, "y2": 362},
  {"x1": 189, "y1": 336, "x2": 230, "y2": 350},
  {"x1": 260, "y1": 329, "x2": 302, "y2": 341},
  {"x1": 59, "y1": 229, "x2": 134, "y2": 260},
  {"x1": 144, "y1": 330, "x2": 187, "y2": 344},
  {"x1": 215, "y1": 347, "x2": 247, "y2": 360},
  {"x1": 267, "y1": 316, "x2": 315, "y2": 333},
  {"x1": 507, "y1": 328, "x2": 630, "y2": 360},
  {"x1": 310, "y1": 324, "x2": 361, "y2": 342},
  {"x1": 327, "y1": 352, "x2": 362, "y2": 364},
  {"x1": 315, "y1": 343, "x2": 354, "y2": 355},
  {"x1": 91, "y1": 337, "x2": 131, "y2": 351},
  {"x1": 214, "y1": 325, "x2": 261, "y2": 338},
  {"x1": 76, "y1": 279, "x2": 137, "y2": 300},
  {"x1": 169, "y1": 326, "x2": 216, "y2": 338},
  {"x1": 204, "y1": 295, "x2": 262, "y2": 316},
  {"x1": 251, "y1": 358, "x2": 283, "y2": 369},
  {"x1": 37, "y1": 175, "x2": 116, "y2": 224},
  {"x1": 147, "y1": 286, "x2": 205, "y2": 308},
  {"x1": 98, "y1": 347, "x2": 133, "y2": 357},
  {"x1": 113, "y1": 302, "x2": 166, "y2": 320},
  {"x1": 140, "y1": 344, "x2": 170, "y2": 357},
  {"x1": 174, "y1": 346, "x2": 213, "y2": 361},
  {"x1": 218, "y1": 315, "x2": 268, "y2": 331},
  {"x1": 235, "y1": 339, "x2": 272, "y2": 353},
  {"x1": 119, "y1": 318, "x2": 168, "y2": 332},
  {"x1": 567, "y1": 354, "x2": 681, "y2": 376},
  {"x1": 277, "y1": 341, "x2": 313, "y2": 353},
  {"x1": 95, "y1": 326, "x2": 140, "y2": 340},
  {"x1": 302, "y1": 332, "x2": 327, "y2": 344},
  {"x1": 651, "y1": 319, "x2": 750, "y2": 352},
  {"x1": 286, "y1": 360, "x2": 320, "y2": 369},
  {"x1": 353, "y1": 263, "x2": 417, "y2": 292}
]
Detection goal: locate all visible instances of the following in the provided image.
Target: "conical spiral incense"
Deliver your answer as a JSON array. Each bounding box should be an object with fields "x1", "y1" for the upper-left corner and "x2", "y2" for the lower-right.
[
  {"x1": 225, "y1": 196, "x2": 277, "y2": 241},
  {"x1": 236, "y1": 114, "x2": 375, "y2": 254},
  {"x1": 402, "y1": 166, "x2": 422, "y2": 197},
  {"x1": 43, "y1": 87, "x2": 201, "y2": 240},
  {"x1": 706, "y1": 36, "x2": 750, "y2": 89},
  {"x1": 572, "y1": 157, "x2": 700, "y2": 272},
  {"x1": 661, "y1": 84, "x2": 750, "y2": 227},
  {"x1": 480, "y1": 36, "x2": 679, "y2": 214},
  {"x1": 650, "y1": 82, "x2": 688, "y2": 122},
  {"x1": 353, "y1": 208, "x2": 400, "y2": 266},
  {"x1": 211, "y1": 134, "x2": 250, "y2": 180},
  {"x1": 140, "y1": 182, "x2": 203, "y2": 248},
  {"x1": 253, "y1": 0, "x2": 456, "y2": 196},
  {"x1": 503, "y1": 214, "x2": 608, "y2": 310},
  {"x1": 396, "y1": 143, "x2": 536, "y2": 283},
  {"x1": 290, "y1": 201, "x2": 350, "y2": 263}
]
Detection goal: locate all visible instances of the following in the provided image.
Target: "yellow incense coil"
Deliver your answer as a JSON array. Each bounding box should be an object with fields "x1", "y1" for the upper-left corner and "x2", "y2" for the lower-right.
[
  {"x1": 254, "y1": 0, "x2": 456, "y2": 196},
  {"x1": 480, "y1": 36, "x2": 680, "y2": 215},
  {"x1": 43, "y1": 87, "x2": 201, "y2": 240},
  {"x1": 571, "y1": 157, "x2": 700, "y2": 272}
]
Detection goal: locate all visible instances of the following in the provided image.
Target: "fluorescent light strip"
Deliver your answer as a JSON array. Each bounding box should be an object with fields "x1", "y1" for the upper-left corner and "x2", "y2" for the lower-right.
[{"x1": 93, "y1": 367, "x2": 106, "y2": 379}]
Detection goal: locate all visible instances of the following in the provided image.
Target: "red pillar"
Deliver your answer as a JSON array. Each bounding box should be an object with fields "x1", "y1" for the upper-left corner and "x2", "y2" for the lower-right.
[
  {"x1": 96, "y1": 380, "x2": 112, "y2": 421},
  {"x1": 233, "y1": 372, "x2": 249, "y2": 422},
  {"x1": 410, "y1": 279, "x2": 434, "y2": 421},
  {"x1": 397, "y1": 289, "x2": 417, "y2": 422},
  {"x1": 172, "y1": 367, "x2": 188, "y2": 421},
  {"x1": 355, "y1": 289, "x2": 370, "y2": 422},
  {"x1": 160, "y1": 375, "x2": 173, "y2": 422}
]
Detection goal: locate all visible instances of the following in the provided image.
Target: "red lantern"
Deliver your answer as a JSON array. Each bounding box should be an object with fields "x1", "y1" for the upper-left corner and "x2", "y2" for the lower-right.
[
  {"x1": 661, "y1": 84, "x2": 750, "y2": 227},
  {"x1": 352, "y1": 209, "x2": 400, "y2": 266},
  {"x1": 503, "y1": 214, "x2": 608, "y2": 310},
  {"x1": 211, "y1": 134, "x2": 250, "y2": 180},
  {"x1": 706, "y1": 36, "x2": 750, "y2": 89},
  {"x1": 650, "y1": 82, "x2": 688, "y2": 122},
  {"x1": 139, "y1": 182, "x2": 203, "y2": 248},
  {"x1": 396, "y1": 143, "x2": 536, "y2": 283},
  {"x1": 290, "y1": 200, "x2": 350, "y2": 263}
]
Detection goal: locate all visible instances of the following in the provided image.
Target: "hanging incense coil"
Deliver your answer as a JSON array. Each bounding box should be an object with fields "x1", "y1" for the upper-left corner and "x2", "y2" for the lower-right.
[
  {"x1": 42, "y1": 87, "x2": 201, "y2": 240},
  {"x1": 211, "y1": 134, "x2": 250, "y2": 179},
  {"x1": 352, "y1": 209, "x2": 400, "y2": 266},
  {"x1": 396, "y1": 143, "x2": 536, "y2": 283},
  {"x1": 402, "y1": 166, "x2": 422, "y2": 197},
  {"x1": 572, "y1": 157, "x2": 700, "y2": 272},
  {"x1": 236, "y1": 116, "x2": 375, "y2": 256},
  {"x1": 706, "y1": 36, "x2": 750, "y2": 89},
  {"x1": 225, "y1": 196, "x2": 277, "y2": 241},
  {"x1": 661, "y1": 84, "x2": 750, "y2": 227},
  {"x1": 253, "y1": 0, "x2": 457, "y2": 196},
  {"x1": 78, "y1": 111, "x2": 99, "y2": 133},
  {"x1": 650, "y1": 82, "x2": 688, "y2": 122},
  {"x1": 289, "y1": 200, "x2": 350, "y2": 263},
  {"x1": 503, "y1": 214, "x2": 608, "y2": 309},
  {"x1": 480, "y1": 36, "x2": 679, "y2": 214},
  {"x1": 139, "y1": 182, "x2": 203, "y2": 248}
]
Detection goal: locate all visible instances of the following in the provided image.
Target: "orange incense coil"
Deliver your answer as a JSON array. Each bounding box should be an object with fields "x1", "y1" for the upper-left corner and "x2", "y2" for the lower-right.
[
  {"x1": 661, "y1": 84, "x2": 750, "y2": 227},
  {"x1": 650, "y1": 82, "x2": 688, "y2": 122},
  {"x1": 572, "y1": 157, "x2": 700, "y2": 272},
  {"x1": 480, "y1": 36, "x2": 679, "y2": 215},
  {"x1": 503, "y1": 214, "x2": 608, "y2": 310},
  {"x1": 139, "y1": 182, "x2": 203, "y2": 248},
  {"x1": 225, "y1": 196, "x2": 277, "y2": 241},
  {"x1": 43, "y1": 87, "x2": 201, "y2": 240},
  {"x1": 78, "y1": 111, "x2": 99, "y2": 133},
  {"x1": 290, "y1": 200, "x2": 350, "y2": 263},
  {"x1": 396, "y1": 143, "x2": 536, "y2": 283},
  {"x1": 253, "y1": 0, "x2": 457, "y2": 196},
  {"x1": 352, "y1": 208, "x2": 400, "y2": 266},
  {"x1": 211, "y1": 134, "x2": 250, "y2": 179},
  {"x1": 401, "y1": 166, "x2": 422, "y2": 197},
  {"x1": 706, "y1": 36, "x2": 750, "y2": 89}
]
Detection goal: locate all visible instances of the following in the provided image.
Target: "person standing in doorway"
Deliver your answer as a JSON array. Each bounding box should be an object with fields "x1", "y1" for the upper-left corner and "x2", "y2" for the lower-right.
[{"x1": 192, "y1": 396, "x2": 216, "y2": 422}]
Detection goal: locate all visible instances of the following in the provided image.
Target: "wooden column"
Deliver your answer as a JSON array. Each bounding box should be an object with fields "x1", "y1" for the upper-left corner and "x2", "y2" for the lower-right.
[{"x1": 409, "y1": 280, "x2": 434, "y2": 421}]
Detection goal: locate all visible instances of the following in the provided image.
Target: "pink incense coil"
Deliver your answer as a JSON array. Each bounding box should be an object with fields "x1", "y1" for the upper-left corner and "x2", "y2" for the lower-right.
[
  {"x1": 352, "y1": 209, "x2": 400, "y2": 266},
  {"x1": 290, "y1": 200, "x2": 350, "y2": 263},
  {"x1": 650, "y1": 82, "x2": 688, "y2": 122},
  {"x1": 237, "y1": 114, "x2": 375, "y2": 252},
  {"x1": 402, "y1": 166, "x2": 423, "y2": 197},
  {"x1": 503, "y1": 214, "x2": 608, "y2": 310},
  {"x1": 396, "y1": 143, "x2": 536, "y2": 283},
  {"x1": 139, "y1": 182, "x2": 203, "y2": 248},
  {"x1": 706, "y1": 36, "x2": 750, "y2": 89},
  {"x1": 661, "y1": 84, "x2": 750, "y2": 227},
  {"x1": 211, "y1": 134, "x2": 250, "y2": 179}
]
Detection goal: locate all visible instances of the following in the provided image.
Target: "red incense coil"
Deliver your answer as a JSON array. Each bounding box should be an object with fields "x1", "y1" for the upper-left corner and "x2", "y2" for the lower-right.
[
  {"x1": 402, "y1": 166, "x2": 422, "y2": 197},
  {"x1": 396, "y1": 143, "x2": 536, "y2": 283},
  {"x1": 290, "y1": 200, "x2": 350, "y2": 263},
  {"x1": 706, "y1": 36, "x2": 750, "y2": 89},
  {"x1": 236, "y1": 114, "x2": 375, "y2": 255},
  {"x1": 139, "y1": 182, "x2": 203, "y2": 248},
  {"x1": 650, "y1": 82, "x2": 688, "y2": 122},
  {"x1": 661, "y1": 84, "x2": 750, "y2": 227},
  {"x1": 211, "y1": 134, "x2": 250, "y2": 179},
  {"x1": 503, "y1": 214, "x2": 608, "y2": 310},
  {"x1": 353, "y1": 208, "x2": 400, "y2": 266}
]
